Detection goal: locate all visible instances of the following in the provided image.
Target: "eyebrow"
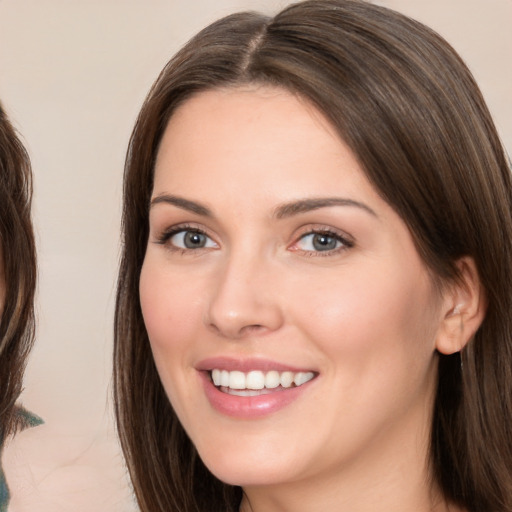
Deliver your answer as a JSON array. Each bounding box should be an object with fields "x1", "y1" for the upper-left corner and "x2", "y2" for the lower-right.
[
  {"x1": 274, "y1": 197, "x2": 377, "y2": 218},
  {"x1": 150, "y1": 194, "x2": 212, "y2": 217},
  {"x1": 150, "y1": 194, "x2": 377, "y2": 219}
]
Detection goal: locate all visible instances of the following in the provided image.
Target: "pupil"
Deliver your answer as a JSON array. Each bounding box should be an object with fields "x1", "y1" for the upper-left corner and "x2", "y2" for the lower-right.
[
  {"x1": 313, "y1": 234, "x2": 336, "y2": 251},
  {"x1": 184, "y1": 231, "x2": 205, "y2": 248}
]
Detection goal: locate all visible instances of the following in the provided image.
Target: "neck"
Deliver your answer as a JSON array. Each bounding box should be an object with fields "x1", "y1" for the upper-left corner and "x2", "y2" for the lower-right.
[
  {"x1": 240, "y1": 490, "x2": 462, "y2": 512},
  {"x1": 239, "y1": 456, "x2": 456, "y2": 512}
]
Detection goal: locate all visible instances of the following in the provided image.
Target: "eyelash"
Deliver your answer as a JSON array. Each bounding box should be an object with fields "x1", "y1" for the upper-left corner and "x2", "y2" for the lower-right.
[
  {"x1": 155, "y1": 224, "x2": 215, "y2": 253},
  {"x1": 154, "y1": 225, "x2": 354, "y2": 256},
  {"x1": 291, "y1": 228, "x2": 354, "y2": 257}
]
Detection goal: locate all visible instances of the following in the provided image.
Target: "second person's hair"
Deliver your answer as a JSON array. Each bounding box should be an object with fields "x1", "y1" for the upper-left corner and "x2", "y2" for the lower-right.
[{"x1": 0, "y1": 103, "x2": 37, "y2": 440}]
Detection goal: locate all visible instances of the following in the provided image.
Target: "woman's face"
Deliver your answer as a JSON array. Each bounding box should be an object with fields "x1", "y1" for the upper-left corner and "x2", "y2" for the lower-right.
[{"x1": 140, "y1": 86, "x2": 447, "y2": 491}]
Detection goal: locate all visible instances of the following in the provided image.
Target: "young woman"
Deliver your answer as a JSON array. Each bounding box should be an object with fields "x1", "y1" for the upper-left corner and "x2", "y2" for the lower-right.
[
  {"x1": 0, "y1": 103, "x2": 38, "y2": 509},
  {"x1": 114, "y1": 1, "x2": 512, "y2": 511}
]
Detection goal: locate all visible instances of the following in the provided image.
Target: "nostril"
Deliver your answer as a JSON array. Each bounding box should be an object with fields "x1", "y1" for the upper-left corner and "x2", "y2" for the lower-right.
[
  {"x1": 207, "y1": 321, "x2": 268, "y2": 339},
  {"x1": 241, "y1": 324, "x2": 265, "y2": 334}
]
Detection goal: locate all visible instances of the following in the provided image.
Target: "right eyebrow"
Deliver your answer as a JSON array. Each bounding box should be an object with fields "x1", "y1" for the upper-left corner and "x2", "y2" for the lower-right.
[
  {"x1": 273, "y1": 197, "x2": 377, "y2": 219},
  {"x1": 150, "y1": 194, "x2": 212, "y2": 217}
]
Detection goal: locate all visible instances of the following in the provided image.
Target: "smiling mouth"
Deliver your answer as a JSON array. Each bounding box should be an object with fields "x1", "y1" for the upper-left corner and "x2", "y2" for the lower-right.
[{"x1": 209, "y1": 369, "x2": 316, "y2": 396}]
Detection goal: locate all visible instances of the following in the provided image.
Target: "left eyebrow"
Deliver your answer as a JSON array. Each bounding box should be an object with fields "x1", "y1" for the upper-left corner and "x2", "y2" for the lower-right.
[
  {"x1": 150, "y1": 194, "x2": 212, "y2": 217},
  {"x1": 273, "y1": 197, "x2": 377, "y2": 219}
]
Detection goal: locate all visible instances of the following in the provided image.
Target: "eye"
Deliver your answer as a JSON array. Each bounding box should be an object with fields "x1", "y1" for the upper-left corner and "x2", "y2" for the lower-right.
[
  {"x1": 292, "y1": 229, "x2": 353, "y2": 255},
  {"x1": 171, "y1": 229, "x2": 216, "y2": 249},
  {"x1": 158, "y1": 227, "x2": 218, "y2": 250}
]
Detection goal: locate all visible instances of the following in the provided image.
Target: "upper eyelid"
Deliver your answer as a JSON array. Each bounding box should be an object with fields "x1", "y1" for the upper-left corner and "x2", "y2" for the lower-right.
[
  {"x1": 154, "y1": 223, "x2": 215, "y2": 244},
  {"x1": 154, "y1": 222, "x2": 208, "y2": 235},
  {"x1": 150, "y1": 215, "x2": 217, "y2": 234},
  {"x1": 293, "y1": 225, "x2": 355, "y2": 244}
]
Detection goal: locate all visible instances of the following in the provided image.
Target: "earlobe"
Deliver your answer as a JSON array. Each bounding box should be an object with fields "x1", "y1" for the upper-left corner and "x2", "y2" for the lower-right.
[{"x1": 435, "y1": 257, "x2": 486, "y2": 355}]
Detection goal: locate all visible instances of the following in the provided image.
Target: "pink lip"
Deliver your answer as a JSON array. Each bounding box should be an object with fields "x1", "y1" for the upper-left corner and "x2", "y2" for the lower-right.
[
  {"x1": 196, "y1": 357, "x2": 317, "y2": 419},
  {"x1": 196, "y1": 356, "x2": 312, "y2": 373}
]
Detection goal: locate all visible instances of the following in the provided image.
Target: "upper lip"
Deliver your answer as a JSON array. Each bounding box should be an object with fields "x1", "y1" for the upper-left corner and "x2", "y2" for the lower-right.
[{"x1": 196, "y1": 356, "x2": 316, "y2": 373}]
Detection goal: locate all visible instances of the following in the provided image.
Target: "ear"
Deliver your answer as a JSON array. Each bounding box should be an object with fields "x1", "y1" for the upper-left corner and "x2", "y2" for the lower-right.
[{"x1": 435, "y1": 257, "x2": 486, "y2": 355}]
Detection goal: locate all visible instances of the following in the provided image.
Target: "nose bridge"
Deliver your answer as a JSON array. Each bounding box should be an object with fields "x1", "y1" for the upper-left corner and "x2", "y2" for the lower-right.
[{"x1": 205, "y1": 244, "x2": 283, "y2": 339}]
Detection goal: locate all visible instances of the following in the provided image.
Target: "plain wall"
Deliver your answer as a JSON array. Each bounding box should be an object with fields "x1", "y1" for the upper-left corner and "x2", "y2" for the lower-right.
[{"x1": 0, "y1": 1, "x2": 510, "y2": 510}]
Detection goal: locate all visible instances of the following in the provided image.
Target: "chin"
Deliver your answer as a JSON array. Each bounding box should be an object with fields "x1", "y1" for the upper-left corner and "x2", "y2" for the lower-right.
[
  {"x1": 196, "y1": 442, "x2": 298, "y2": 488},
  {"x1": 205, "y1": 462, "x2": 285, "y2": 488}
]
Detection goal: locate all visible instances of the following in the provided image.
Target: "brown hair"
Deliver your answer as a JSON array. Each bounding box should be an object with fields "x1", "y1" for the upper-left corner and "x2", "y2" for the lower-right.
[
  {"x1": 0, "y1": 103, "x2": 37, "y2": 440},
  {"x1": 114, "y1": 1, "x2": 512, "y2": 510}
]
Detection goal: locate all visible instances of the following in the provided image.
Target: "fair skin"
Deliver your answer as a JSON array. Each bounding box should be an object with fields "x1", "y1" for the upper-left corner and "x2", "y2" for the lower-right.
[{"x1": 140, "y1": 86, "x2": 482, "y2": 512}]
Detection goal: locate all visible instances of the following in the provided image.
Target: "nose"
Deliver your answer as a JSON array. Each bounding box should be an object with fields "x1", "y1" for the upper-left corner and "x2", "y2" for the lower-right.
[{"x1": 204, "y1": 250, "x2": 284, "y2": 340}]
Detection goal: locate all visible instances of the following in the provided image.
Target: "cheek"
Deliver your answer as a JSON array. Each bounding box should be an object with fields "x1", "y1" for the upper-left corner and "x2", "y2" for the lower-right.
[
  {"x1": 139, "y1": 257, "x2": 209, "y2": 421},
  {"x1": 139, "y1": 257, "x2": 203, "y2": 364},
  {"x1": 286, "y1": 263, "x2": 440, "y2": 442},
  {"x1": 287, "y1": 260, "x2": 439, "y2": 372}
]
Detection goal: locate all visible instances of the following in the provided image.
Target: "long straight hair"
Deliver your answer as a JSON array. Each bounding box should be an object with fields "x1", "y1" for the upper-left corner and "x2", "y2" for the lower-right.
[
  {"x1": 0, "y1": 103, "x2": 37, "y2": 440},
  {"x1": 114, "y1": 1, "x2": 512, "y2": 510}
]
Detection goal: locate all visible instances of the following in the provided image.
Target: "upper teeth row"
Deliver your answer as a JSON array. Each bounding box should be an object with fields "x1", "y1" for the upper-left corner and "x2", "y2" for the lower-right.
[{"x1": 211, "y1": 369, "x2": 314, "y2": 390}]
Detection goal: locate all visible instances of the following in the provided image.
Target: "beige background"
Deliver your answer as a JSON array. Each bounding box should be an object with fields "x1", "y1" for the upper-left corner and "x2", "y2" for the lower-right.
[{"x1": 0, "y1": 1, "x2": 510, "y2": 511}]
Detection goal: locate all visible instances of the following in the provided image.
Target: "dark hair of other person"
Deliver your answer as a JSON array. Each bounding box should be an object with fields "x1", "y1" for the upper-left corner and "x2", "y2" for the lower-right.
[
  {"x1": 0, "y1": 103, "x2": 37, "y2": 440},
  {"x1": 113, "y1": 1, "x2": 512, "y2": 511}
]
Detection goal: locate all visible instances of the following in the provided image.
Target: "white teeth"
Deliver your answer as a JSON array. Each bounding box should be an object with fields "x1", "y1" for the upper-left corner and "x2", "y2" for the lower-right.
[
  {"x1": 294, "y1": 372, "x2": 312, "y2": 386},
  {"x1": 280, "y1": 371, "x2": 294, "y2": 388},
  {"x1": 212, "y1": 369, "x2": 221, "y2": 386},
  {"x1": 265, "y1": 370, "x2": 280, "y2": 389},
  {"x1": 210, "y1": 369, "x2": 315, "y2": 391},
  {"x1": 229, "y1": 371, "x2": 246, "y2": 390},
  {"x1": 246, "y1": 371, "x2": 265, "y2": 390},
  {"x1": 229, "y1": 389, "x2": 265, "y2": 397},
  {"x1": 220, "y1": 370, "x2": 230, "y2": 387}
]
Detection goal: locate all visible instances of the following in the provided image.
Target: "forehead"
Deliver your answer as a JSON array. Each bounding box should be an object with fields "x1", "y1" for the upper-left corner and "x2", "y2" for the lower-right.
[
  {"x1": 153, "y1": 86, "x2": 371, "y2": 199},
  {"x1": 160, "y1": 85, "x2": 339, "y2": 154}
]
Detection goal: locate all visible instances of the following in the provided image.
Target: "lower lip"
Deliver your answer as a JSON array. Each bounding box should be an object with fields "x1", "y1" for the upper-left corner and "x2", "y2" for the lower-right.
[{"x1": 199, "y1": 372, "x2": 315, "y2": 419}]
